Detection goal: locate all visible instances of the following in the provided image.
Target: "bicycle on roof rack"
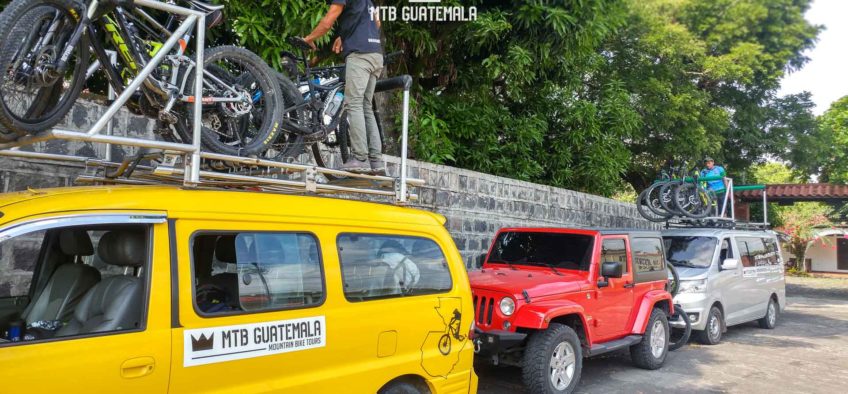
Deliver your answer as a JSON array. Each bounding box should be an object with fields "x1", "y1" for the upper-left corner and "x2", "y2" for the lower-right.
[
  {"x1": 638, "y1": 160, "x2": 719, "y2": 222},
  {"x1": 0, "y1": 0, "x2": 282, "y2": 157},
  {"x1": 272, "y1": 37, "x2": 406, "y2": 178}
]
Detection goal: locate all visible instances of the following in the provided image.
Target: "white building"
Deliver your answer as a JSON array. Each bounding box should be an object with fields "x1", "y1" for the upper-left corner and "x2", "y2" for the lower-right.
[{"x1": 807, "y1": 229, "x2": 848, "y2": 273}]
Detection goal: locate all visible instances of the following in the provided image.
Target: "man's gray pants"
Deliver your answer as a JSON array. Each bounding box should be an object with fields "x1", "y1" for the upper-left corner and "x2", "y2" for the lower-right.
[{"x1": 344, "y1": 52, "x2": 384, "y2": 162}]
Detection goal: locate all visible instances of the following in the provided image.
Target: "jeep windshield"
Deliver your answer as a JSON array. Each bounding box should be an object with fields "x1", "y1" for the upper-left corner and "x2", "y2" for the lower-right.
[
  {"x1": 662, "y1": 236, "x2": 717, "y2": 269},
  {"x1": 487, "y1": 231, "x2": 594, "y2": 271}
]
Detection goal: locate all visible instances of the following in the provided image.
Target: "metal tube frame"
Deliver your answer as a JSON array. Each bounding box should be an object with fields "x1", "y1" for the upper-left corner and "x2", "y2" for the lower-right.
[{"x1": 0, "y1": 1, "x2": 422, "y2": 203}]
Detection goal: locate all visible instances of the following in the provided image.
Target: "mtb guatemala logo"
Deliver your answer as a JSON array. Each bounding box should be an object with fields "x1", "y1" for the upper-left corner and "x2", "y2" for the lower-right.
[{"x1": 371, "y1": 0, "x2": 478, "y2": 23}]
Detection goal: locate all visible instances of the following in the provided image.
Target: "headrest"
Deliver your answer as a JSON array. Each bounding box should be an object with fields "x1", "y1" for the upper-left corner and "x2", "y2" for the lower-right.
[
  {"x1": 412, "y1": 240, "x2": 442, "y2": 259},
  {"x1": 97, "y1": 230, "x2": 146, "y2": 267},
  {"x1": 379, "y1": 240, "x2": 407, "y2": 256},
  {"x1": 59, "y1": 230, "x2": 94, "y2": 256},
  {"x1": 215, "y1": 235, "x2": 237, "y2": 264}
]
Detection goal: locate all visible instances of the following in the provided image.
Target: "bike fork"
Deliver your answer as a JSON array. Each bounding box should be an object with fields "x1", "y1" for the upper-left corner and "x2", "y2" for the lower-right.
[{"x1": 55, "y1": 0, "x2": 98, "y2": 72}]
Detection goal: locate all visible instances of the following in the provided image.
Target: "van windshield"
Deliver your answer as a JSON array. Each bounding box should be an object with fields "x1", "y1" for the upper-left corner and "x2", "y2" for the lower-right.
[
  {"x1": 487, "y1": 232, "x2": 594, "y2": 271},
  {"x1": 663, "y1": 236, "x2": 717, "y2": 269}
]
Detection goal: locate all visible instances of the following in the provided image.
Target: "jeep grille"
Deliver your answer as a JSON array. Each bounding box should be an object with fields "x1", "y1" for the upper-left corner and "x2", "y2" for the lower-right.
[{"x1": 473, "y1": 295, "x2": 495, "y2": 326}]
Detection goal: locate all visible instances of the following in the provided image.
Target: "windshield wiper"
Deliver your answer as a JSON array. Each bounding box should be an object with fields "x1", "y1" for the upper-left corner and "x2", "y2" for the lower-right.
[
  {"x1": 535, "y1": 262, "x2": 564, "y2": 276},
  {"x1": 488, "y1": 259, "x2": 518, "y2": 270},
  {"x1": 668, "y1": 259, "x2": 701, "y2": 268}
]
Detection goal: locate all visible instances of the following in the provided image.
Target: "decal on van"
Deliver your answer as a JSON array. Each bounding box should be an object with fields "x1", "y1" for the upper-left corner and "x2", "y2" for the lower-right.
[
  {"x1": 183, "y1": 316, "x2": 326, "y2": 367},
  {"x1": 420, "y1": 297, "x2": 468, "y2": 378}
]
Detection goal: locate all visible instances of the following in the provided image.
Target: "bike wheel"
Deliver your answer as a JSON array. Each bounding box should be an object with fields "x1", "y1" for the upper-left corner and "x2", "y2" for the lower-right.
[
  {"x1": 658, "y1": 181, "x2": 683, "y2": 215},
  {"x1": 637, "y1": 186, "x2": 671, "y2": 223},
  {"x1": 176, "y1": 46, "x2": 283, "y2": 156},
  {"x1": 312, "y1": 112, "x2": 351, "y2": 179},
  {"x1": 0, "y1": 0, "x2": 88, "y2": 134},
  {"x1": 268, "y1": 72, "x2": 305, "y2": 160},
  {"x1": 673, "y1": 183, "x2": 714, "y2": 219}
]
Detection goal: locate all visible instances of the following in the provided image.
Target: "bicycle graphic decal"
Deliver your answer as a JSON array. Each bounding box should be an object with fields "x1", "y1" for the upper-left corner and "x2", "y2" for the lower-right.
[{"x1": 420, "y1": 297, "x2": 468, "y2": 378}]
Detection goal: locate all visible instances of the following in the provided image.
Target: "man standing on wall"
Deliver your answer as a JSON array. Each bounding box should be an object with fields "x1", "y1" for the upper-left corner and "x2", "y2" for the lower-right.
[
  {"x1": 304, "y1": 0, "x2": 385, "y2": 175},
  {"x1": 700, "y1": 157, "x2": 728, "y2": 216}
]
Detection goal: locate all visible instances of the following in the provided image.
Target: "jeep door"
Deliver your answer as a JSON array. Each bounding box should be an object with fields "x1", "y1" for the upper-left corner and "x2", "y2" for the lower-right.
[
  {"x1": 593, "y1": 236, "x2": 634, "y2": 341},
  {"x1": 0, "y1": 214, "x2": 171, "y2": 393}
]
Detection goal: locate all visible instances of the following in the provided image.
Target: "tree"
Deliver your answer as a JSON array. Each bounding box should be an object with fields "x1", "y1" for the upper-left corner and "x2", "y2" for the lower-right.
[{"x1": 818, "y1": 96, "x2": 848, "y2": 183}]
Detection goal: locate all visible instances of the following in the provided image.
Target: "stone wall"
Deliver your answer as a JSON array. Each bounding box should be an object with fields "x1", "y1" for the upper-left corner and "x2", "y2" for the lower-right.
[{"x1": 0, "y1": 100, "x2": 653, "y2": 269}]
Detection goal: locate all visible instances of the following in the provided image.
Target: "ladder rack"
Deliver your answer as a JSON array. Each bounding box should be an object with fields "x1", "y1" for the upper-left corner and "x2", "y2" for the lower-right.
[
  {"x1": 0, "y1": 0, "x2": 423, "y2": 203},
  {"x1": 663, "y1": 178, "x2": 772, "y2": 230}
]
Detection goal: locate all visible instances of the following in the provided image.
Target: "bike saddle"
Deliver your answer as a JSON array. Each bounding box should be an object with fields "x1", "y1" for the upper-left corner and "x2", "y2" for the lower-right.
[
  {"x1": 185, "y1": 0, "x2": 225, "y2": 28},
  {"x1": 288, "y1": 37, "x2": 314, "y2": 51}
]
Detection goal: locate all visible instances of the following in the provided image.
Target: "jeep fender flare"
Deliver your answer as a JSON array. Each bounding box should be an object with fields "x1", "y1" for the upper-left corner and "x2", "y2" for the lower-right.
[
  {"x1": 630, "y1": 290, "x2": 674, "y2": 335},
  {"x1": 512, "y1": 300, "x2": 591, "y2": 342}
]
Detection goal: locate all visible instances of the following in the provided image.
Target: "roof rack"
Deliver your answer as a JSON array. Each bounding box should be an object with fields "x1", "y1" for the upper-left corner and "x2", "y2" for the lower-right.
[
  {"x1": 0, "y1": 0, "x2": 423, "y2": 203},
  {"x1": 665, "y1": 218, "x2": 771, "y2": 231},
  {"x1": 663, "y1": 178, "x2": 772, "y2": 230}
]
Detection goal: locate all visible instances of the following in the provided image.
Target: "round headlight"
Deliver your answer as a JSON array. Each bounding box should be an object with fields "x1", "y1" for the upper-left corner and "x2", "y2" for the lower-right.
[{"x1": 500, "y1": 297, "x2": 515, "y2": 316}]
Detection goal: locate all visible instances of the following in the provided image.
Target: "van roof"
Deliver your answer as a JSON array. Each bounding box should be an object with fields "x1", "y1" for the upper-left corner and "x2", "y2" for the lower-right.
[
  {"x1": 0, "y1": 186, "x2": 446, "y2": 227},
  {"x1": 661, "y1": 228, "x2": 777, "y2": 238}
]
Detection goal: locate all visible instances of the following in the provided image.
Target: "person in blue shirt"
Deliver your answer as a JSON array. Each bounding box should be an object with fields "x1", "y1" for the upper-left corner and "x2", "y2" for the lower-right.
[{"x1": 700, "y1": 157, "x2": 728, "y2": 216}]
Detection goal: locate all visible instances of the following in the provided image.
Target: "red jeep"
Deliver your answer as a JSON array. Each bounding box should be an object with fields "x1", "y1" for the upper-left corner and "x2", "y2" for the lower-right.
[{"x1": 470, "y1": 228, "x2": 674, "y2": 394}]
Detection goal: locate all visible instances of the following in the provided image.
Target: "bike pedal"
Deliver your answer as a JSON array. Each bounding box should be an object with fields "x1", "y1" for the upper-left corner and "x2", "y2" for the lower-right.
[{"x1": 158, "y1": 110, "x2": 179, "y2": 125}]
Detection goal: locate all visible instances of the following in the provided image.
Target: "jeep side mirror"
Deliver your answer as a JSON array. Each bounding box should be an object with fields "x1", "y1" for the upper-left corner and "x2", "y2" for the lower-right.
[
  {"x1": 601, "y1": 261, "x2": 624, "y2": 279},
  {"x1": 721, "y1": 258, "x2": 739, "y2": 271}
]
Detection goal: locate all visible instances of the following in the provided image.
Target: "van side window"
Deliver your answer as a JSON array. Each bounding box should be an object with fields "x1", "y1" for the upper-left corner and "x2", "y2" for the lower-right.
[
  {"x1": 719, "y1": 239, "x2": 733, "y2": 262},
  {"x1": 1, "y1": 224, "x2": 150, "y2": 345},
  {"x1": 601, "y1": 239, "x2": 628, "y2": 272},
  {"x1": 191, "y1": 233, "x2": 324, "y2": 315},
  {"x1": 337, "y1": 234, "x2": 453, "y2": 301}
]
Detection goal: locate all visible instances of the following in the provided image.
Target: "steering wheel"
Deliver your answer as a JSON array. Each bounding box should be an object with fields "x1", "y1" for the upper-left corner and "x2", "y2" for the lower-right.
[{"x1": 287, "y1": 36, "x2": 314, "y2": 52}]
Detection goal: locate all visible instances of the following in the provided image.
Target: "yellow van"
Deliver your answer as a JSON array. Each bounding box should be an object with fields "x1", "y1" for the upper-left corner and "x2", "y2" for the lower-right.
[{"x1": 0, "y1": 186, "x2": 477, "y2": 393}]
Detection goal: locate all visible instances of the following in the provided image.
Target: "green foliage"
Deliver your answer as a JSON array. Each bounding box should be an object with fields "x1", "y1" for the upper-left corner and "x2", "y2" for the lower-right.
[{"x1": 818, "y1": 96, "x2": 848, "y2": 184}]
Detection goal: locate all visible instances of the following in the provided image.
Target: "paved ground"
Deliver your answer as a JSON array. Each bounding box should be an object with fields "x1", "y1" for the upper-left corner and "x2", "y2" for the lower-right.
[{"x1": 477, "y1": 276, "x2": 848, "y2": 393}]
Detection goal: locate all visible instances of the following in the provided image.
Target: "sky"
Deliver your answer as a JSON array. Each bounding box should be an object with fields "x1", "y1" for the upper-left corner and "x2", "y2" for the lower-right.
[{"x1": 778, "y1": 0, "x2": 848, "y2": 115}]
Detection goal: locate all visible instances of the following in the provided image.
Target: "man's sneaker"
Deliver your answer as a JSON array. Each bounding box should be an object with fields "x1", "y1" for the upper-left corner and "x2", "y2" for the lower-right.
[
  {"x1": 341, "y1": 158, "x2": 371, "y2": 173},
  {"x1": 370, "y1": 159, "x2": 386, "y2": 176}
]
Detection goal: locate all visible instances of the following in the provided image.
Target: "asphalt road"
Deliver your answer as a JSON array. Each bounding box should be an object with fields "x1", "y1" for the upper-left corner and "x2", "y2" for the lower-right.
[{"x1": 477, "y1": 276, "x2": 848, "y2": 393}]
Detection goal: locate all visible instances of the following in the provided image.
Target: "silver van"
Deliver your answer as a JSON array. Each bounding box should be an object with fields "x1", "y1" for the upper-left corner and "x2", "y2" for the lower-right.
[{"x1": 662, "y1": 228, "x2": 786, "y2": 344}]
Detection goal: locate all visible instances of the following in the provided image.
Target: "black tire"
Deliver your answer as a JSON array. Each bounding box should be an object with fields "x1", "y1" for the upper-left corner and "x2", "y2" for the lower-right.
[
  {"x1": 378, "y1": 380, "x2": 430, "y2": 394},
  {"x1": 758, "y1": 297, "x2": 778, "y2": 329},
  {"x1": 638, "y1": 186, "x2": 672, "y2": 222},
  {"x1": 666, "y1": 262, "x2": 680, "y2": 296},
  {"x1": 312, "y1": 112, "x2": 351, "y2": 179},
  {"x1": 522, "y1": 323, "x2": 583, "y2": 394},
  {"x1": 697, "y1": 305, "x2": 723, "y2": 345},
  {"x1": 176, "y1": 46, "x2": 283, "y2": 156},
  {"x1": 630, "y1": 308, "x2": 669, "y2": 370},
  {"x1": 0, "y1": 0, "x2": 88, "y2": 134},
  {"x1": 658, "y1": 181, "x2": 682, "y2": 215},
  {"x1": 673, "y1": 183, "x2": 713, "y2": 219},
  {"x1": 269, "y1": 72, "x2": 305, "y2": 160},
  {"x1": 668, "y1": 304, "x2": 691, "y2": 352}
]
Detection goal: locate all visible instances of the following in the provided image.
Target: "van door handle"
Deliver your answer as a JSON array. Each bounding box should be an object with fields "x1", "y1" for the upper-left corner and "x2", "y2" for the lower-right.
[
  {"x1": 624, "y1": 283, "x2": 635, "y2": 288},
  {"x1": 121, "y1": 357, "x2": 155, "y2": 379}
]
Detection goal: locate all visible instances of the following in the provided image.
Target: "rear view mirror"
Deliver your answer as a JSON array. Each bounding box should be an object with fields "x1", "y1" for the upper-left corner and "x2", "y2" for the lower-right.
[
  {"x1": 601, "y1": 261, "x2": 624, "y2": 279},
  {"x1": 721, "y1": 258, "x2": 739, "y2": 270}
]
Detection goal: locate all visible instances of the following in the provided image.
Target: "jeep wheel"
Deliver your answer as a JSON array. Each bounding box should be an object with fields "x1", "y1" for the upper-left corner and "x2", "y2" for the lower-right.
[
  {"x1": 630, "y1": 308, "x2": 669, "y2": 370},
  {"x1": 697, "y1": 306, "x2": 723, "y2": 345},
  {"x1": 758, "y1": 298, "x2": 778, "y2": 329},
  {"x1": 522, "y1": 323, "x2": 583, "y2": 394}
]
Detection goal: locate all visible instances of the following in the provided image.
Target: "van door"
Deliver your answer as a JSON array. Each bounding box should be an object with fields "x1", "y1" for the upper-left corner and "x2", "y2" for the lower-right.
[
  {"x1": 0, "y1": 215, "x2": 171, "y2": 393},
  {"x1": 594, "y1": 236, "x2": 634, "y2": 341},
  {"x1": 170, "y1": 221, "x2": 338, "y2": 393},
  {"x1": 735, "y1": 237, "x2": 770, "y2": 322},
  {"x1": 715, "y1": 238, "x2": 746, "y2": 325}
]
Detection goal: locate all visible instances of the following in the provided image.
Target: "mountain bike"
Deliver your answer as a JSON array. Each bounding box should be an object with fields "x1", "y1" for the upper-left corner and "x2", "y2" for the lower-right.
[
  {"x1": 0, "y1": 0, "x2": 282, "y2": 156},
  {"x1": 274, "y1": 37, "x2": 402, "y2": 176},
  {"x1": 637, "y1": 160, "x2": 716, "y2": 221},
  {"x1": 438, "y1": 309, "x2": 465, "y2": 355}
]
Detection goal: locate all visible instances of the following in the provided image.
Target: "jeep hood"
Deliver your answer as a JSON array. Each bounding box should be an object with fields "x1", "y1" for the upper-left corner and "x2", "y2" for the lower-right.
[{"x1": 468, "y1": 266, "x2": 589, "y2": 300}]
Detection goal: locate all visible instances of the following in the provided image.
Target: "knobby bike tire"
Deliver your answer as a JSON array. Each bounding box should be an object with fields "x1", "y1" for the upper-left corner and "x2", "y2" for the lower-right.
[
  {"x1": 673, "y1": 182, "x2": 714, "y2": 219},
  {"x1": 312, "y1": 112, "x2": 351, "y2": 180},
  {"x1": 176, "y1": 46, "x2": 283, "y2": 156},
  {"x1": 0, "y1": 0, "x2": 88, "y2": 134},
  {"x1": 645, "y1": 182, "x2": 674, "y2": 218},
  {"x1": 638, "y1": 187, "x2": 671, "y2": 222},
  {"x1": 271, "y1": 72, "x2": 305, "y2": 160},
  {"x1": 658, "y1": 180, "x2": 683, "y2": 214}
]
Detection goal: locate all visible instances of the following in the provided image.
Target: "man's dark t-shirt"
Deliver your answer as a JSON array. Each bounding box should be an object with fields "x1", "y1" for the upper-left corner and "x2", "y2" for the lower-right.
[{"x1": 331, "y1": 0, "x2": 382, "y2": 58}]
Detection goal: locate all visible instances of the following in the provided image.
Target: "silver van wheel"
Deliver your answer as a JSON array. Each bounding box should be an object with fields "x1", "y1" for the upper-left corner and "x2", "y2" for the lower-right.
[
  {"x1": 708, "y1": 314, "x2": 720, "y2": 341},
  {"x1": 768, "y1": 302, "x2": 776, "y2": 326},
  {"x1": 550, "y1": 341, "x2": 576, "y2": 390},
  {"x1": 650, "y1": 320, "x2": 666, "y2": 358}
]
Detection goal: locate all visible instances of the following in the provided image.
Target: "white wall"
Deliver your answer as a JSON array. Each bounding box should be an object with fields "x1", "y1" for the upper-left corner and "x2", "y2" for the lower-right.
[{"x1": 809, "y1": 235, "x2": 845, "y2": 273}]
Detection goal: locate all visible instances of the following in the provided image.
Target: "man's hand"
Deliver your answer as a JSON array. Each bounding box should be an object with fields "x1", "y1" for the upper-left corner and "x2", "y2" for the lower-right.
[
  {"x1": 303, "y1": 37, "x2": 318, "y2": 51},
  {"x1": 304, "y1": 4, "x2": 345, "y2": 51},
  {"x1": 332, "y1": 37, "x2": 343, "y2": 54}
]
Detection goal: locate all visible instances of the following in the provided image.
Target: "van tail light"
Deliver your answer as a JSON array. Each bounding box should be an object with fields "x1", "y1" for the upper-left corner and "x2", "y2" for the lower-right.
[{"x1": 469, "y1": 321, "x2": 477, "y2": 340}]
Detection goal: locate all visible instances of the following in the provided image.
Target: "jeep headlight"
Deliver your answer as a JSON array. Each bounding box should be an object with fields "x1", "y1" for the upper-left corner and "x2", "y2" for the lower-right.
[
  {"x1": 678, "y1": 279, "x2": 707, "y2": 294},
  {"x1": 499, "y1": 297, "x2": 515, "y2": 316}
]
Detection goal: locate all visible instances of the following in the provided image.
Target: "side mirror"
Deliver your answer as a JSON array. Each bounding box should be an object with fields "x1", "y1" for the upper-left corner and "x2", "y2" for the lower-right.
[
  {"x1": 601, "y1": 261, "x2": 624, "y2": 279},
  {"x1": 721, "y1": 258, "x2": 739, "y2": 271}
]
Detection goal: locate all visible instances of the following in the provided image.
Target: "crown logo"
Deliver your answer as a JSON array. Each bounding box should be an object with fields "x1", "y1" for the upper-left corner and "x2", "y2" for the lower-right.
[{"x1": 191, "y1": 333, "x2": 214, "y2": 352}]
